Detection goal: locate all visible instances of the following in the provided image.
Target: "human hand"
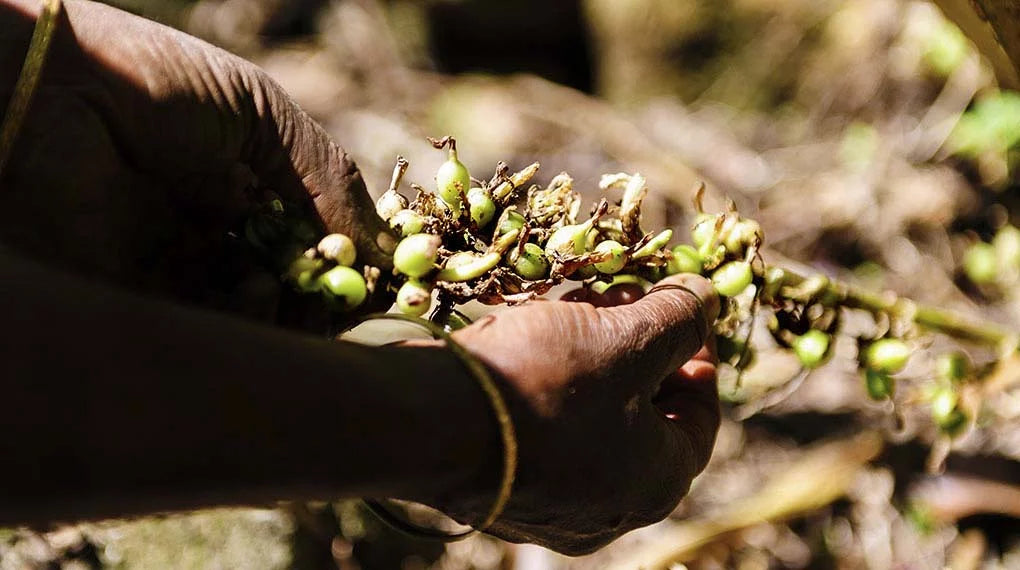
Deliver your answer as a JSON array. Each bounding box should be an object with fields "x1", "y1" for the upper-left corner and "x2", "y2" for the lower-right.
[
  {"x1": 0, "y1": 0, "x2": 394, "y2": 324},
  {"x1": 436, "y1": 273, "x2": 720, "y2": 555},
  {"x1": 2, "y1": 2, "x2": 721, "y2": 555}
]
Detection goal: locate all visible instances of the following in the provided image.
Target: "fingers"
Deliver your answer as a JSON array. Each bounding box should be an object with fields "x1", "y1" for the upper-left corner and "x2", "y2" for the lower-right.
[
  {"x1": 39, "y1": 0, "x2": 396, "y2": 268},
  {"x1": 654, "y1": 338, "x2": 720, "y2": 474},
  {"x1": 597, "y1": 274, "x2": 720, "y2": 388},
  {"x1": 240, "y1": 68, "x2": 397, "y2": 268},
  {"x1": 657, "y1": 340, "x2": 719, "y2": 414}
]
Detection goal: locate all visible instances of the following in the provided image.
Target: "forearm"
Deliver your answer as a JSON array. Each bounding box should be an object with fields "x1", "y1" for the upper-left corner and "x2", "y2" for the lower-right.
[{"x1": 0, "y1": 246, "x2": 498, "y2": 525}]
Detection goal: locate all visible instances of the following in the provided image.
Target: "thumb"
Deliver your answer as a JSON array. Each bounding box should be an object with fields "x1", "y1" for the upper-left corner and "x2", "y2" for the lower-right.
[
  {"x1": 598, "y1": 273, "x2": 720, "y2": 390},
  {"x1": 241, "y1": 70, "x2": 397, "y2": 268}
]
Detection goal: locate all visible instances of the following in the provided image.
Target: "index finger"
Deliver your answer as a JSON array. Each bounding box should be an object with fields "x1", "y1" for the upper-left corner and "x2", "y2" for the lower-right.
[{"x1": 596, "y1": 274, "x2": 720, "y2": 390}]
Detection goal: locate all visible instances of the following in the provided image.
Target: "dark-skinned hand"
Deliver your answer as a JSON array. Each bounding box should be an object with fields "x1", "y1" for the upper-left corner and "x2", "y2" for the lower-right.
[
  {"x1": 0, "y1": 0, "x2": 396, "y2": 327},
  {"x1": 432, "y1": 276, "x2": 719, "y2": 555},
  {"x1": 0, "y1": 0, "x2": 721, "y2": 555}
]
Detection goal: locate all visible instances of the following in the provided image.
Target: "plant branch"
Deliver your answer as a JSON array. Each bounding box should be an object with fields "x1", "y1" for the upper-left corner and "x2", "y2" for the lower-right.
[{"x1": 767, "y1": 266, "x2": 1017, "y2": 348}]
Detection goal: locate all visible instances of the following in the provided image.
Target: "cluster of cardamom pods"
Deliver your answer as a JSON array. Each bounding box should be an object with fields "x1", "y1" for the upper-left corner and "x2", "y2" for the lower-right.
[{"x1": 246, "y1": 136, "x2": 986, "y2": 438}]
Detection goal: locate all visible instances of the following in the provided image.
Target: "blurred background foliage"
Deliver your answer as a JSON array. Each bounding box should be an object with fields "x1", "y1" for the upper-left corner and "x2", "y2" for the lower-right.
[{"x1": 7, "y1": 0, "x2": 1020, "y2": 568}]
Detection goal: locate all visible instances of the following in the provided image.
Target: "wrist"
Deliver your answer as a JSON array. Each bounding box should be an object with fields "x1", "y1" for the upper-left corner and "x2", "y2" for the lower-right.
[{"x1": 363, "y1": 342, "x2": 504, "y2": 507}]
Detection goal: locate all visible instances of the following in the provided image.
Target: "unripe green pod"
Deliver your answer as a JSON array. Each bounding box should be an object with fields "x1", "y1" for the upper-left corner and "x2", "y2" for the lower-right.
[
  {"x1": 724, "y1": 219, "x2": 763, "y2": 253},
  {"x1": 963, "y1": 242, "x2": 997, "y2": 284},
  {"x1": 792, "y1": 329, "x2": 831, "y2": 369},
  {"x1": 865, "y1": 369, "x2": 895, "y2": 400},
  {"x1": 436, "y1": 149, "x2": 470, "y2": 214},
  {"x1": 632, "y1": 229, "x2": 673, "y2": 259},
  {"x1": 513, "y1": 243, "x2": 550, "y2": 280},
  {"x1": 497, "y1": 210, "x2": 526, "y2": 236},
  {"x1": 711, "y1": 260, "x2": 753, "y2": 297},
  {"x1": 396, "y1": 279, "x2": 432, "y2": 317},
  {"x1": 666, "y1": 244, "x2": 703, "y2": 276},
  {"x1": 594, "y1": 240, "x2": 627, "y2": 274},
  {"x1": 317, "y1": 233, "x2": 357, "y2": 266},
  {"x1": 389, "y1": 209, "x2": 426, "y2": 236},
  {"x1": 546, "y1": 218, "x2": 596, "y2": 257},
  {"x1": 545, "y1": 225, "x2": 588, "y2": 256},
  {"x1": 936, "y1": 351, "x2": 970, "y2": 383},
  {"x1": 691, "y1": 213, "x2": 719, "y2": 249},
  {"x1": 865, "y1": 338, "x2": 911, "y2": 374},
  {"x1": 437, "y1": 251, "x2": 502, "y2": 282},
  {"x1": 318, "y1": 266, "x2": 367, "y2": 311},
  {"x1": 467, "y1": 187, "x2": 497, "y2": 228},
  {"x1": 394, "y1": 234, "x2": 441, "y2": 278},
  {"x1": 375, "y1": 190, "x2": 408, "y2": 222},
  {"x1": 930, "y1": 387, "x2": 967, "y2": 436}
]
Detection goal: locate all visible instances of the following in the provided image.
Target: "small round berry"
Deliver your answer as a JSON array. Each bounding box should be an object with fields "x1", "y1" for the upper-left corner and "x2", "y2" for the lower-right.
[
  {"x1": 317, "y1": 233, "x2": 357, "y2": 266},
  {"x1": 467, "y1": 187, "x2": 497, "y2": 228},
  {"x1": 396, "y1": 279, "x2": 432, "y2": 317},
  {"x1": 436, "y1": 151, "x2": 470, "y2": 212},
  {"x1": 593, "y1": 240, "x2": 627, "y2": 274},
  {"x1": 513, "y1": 243, "x2": 551, "y2": 280},
  {"x1": 930, "y1": 387, "x2": 968, "y2": 436},
  {"x1": 545, "y1": 222, "x2": 591, "y2": 257},
  {"x1": 711, "y1": 260, "x2": 753, "y2": 297},
  {"x1": 389, "y1": 209, "x2": 426, "y2": 236},
  {"x1": 666, "y1": 244, "x2": 703, "y2": 275},
  {"x1": 498, "y1": 210, "x2": 526, "y2": 236},
  {"x1": 865, "y1": 338, "x2": 911, "y2": 374},
  {"x1": 691, "y1": 214, "x2": 719, "y2": 249},
  {"x1": 393, "y1": 234, "x2": 441, "y2": 278},
  {"x1": 724, "y1": 219, "x2": 763, "y2": 254},
  {"x1": 963, "y1": 242, "x2": 998, "y2": 284},
  {"x1": 792, "y1": 330, "x2": 831, "y2": 369},
  {"x1": 318, "y1": 266, "x2": 367, "y2": 311}
]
